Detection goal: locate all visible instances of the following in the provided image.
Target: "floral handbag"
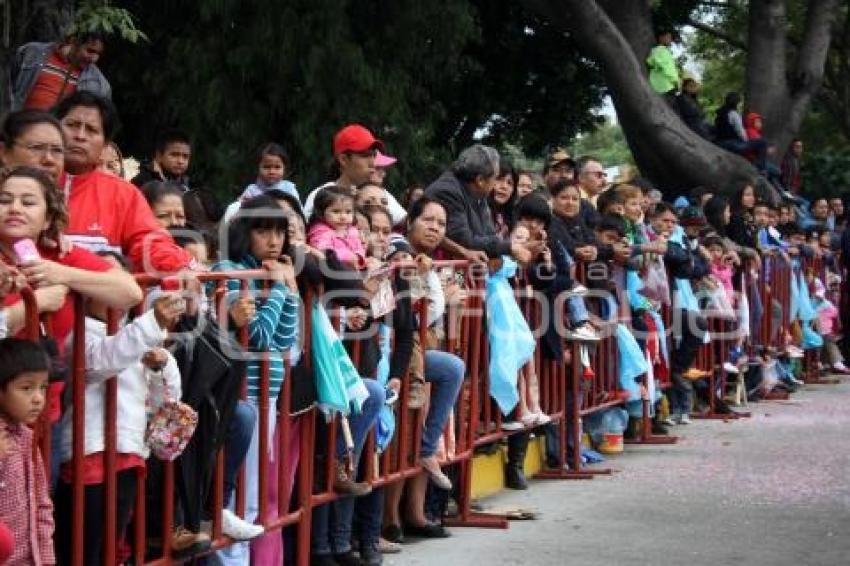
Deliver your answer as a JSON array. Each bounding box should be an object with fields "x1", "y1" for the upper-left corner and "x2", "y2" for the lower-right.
[{"x1": 145, "y1": 369, "x2": 198, "y2": 461}]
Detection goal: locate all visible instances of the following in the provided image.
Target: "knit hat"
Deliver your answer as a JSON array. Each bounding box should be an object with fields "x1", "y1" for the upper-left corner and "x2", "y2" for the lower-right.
[
  {"x1": 673, "y1": 196, "x2": 690, "y2": 210},
  {"x1": 386, "y1": 234, "x2": 413, "y2": 260},
  {"x1": 679, "y1": 205, "x2": 707, "y2": 226}
]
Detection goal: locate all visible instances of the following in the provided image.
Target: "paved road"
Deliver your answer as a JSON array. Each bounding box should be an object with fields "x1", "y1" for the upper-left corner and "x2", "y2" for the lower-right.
[{"x1": 395, "y1": 380, "x2": 850, "y2": 566}]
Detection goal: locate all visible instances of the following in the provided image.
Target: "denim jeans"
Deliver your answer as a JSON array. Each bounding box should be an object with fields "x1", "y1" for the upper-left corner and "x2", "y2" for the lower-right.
[
  {"x1": 313, "y1": 379, "x2": 385, "y2": 556},
  {"x1": 568, "y1": 296, "x2": 589, "y2": 327},
  {"x1": 222, "y1": 400, "x2": 258, "y2": 507},
  {"x1": 421, "y1": 350, "x2": 465, "y2": 457},
  {"x1": 354, "y1": 486, "x2": 384, "y2": 548}
]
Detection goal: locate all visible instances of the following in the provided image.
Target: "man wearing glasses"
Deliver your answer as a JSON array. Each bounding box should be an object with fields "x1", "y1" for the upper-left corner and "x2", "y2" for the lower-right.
[{"x1": 576, "y1": 156, "x2": 609, "y2": 207}]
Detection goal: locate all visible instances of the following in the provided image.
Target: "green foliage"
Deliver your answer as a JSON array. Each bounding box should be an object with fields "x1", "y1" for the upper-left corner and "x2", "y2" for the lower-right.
[
  {"x1": 572, "y1": 120, "x2": 633, "y2": 167},
  {"x1": 71, "y1": 1, "x2": 148, "y2": 43},
  {"x1": 802, "y1": 149, "x2": 850, "y2": 198},
  {"x1": 100, "y1": 0, "x2": 605, "y2": 199}
]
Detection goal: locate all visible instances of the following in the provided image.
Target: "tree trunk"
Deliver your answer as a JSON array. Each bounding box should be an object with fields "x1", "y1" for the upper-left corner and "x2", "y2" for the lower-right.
[
  {"x1": 746, "y1": 0, "x2": 838, "y2": 154},
  {"x1": 523, "y1": 0, "x2": 757, "y2": 194}
]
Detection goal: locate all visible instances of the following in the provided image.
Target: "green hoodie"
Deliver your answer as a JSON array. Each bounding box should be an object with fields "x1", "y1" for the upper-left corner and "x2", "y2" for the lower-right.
[{"x1": 647, "y1": 45, "x2": 679, "y2": 94}]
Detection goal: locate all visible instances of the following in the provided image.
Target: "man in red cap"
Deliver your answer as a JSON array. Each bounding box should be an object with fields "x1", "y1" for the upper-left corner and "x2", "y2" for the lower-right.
[{"x1": 302, "y1": 123, "x2": 382, "y2": 219}]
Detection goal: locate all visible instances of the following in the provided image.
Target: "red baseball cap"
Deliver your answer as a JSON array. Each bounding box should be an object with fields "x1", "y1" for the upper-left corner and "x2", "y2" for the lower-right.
[{"x1": 333, "y1": 124, "x2": 385, "y2": 156}]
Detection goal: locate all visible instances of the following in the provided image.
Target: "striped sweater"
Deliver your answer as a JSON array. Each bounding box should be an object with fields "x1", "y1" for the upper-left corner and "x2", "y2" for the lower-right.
[{"x1": 212, "y1": 256, "x2": 299, "y2": 400}]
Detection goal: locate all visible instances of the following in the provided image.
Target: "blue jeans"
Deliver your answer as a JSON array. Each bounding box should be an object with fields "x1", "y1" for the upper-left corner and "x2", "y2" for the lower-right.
[
  {"x1": 354, "y1": 486, "x2": 384, "y2": 548},
  {"x1": 222, "y1": 400, "x2": 257, "y2": 507},
  {"x1": 568, "y1": 296, "x2": 589, "y2": 327},
  {"x1": 312, "y1": 379, "x2": 385, "y2": 556},
  {"x1": 421, "y1": 350, "x2": 464, "y2": 457}
]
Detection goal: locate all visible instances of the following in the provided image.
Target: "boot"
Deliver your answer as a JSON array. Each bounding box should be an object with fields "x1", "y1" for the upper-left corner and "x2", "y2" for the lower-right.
[{"x1": 505, "y1": 433, "x2": 529, "y2": 490}]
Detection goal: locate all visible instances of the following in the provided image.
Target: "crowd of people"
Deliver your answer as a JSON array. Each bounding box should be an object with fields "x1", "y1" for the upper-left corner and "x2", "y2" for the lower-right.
[{"x1": 0, "y1": 28, "x2": 846, "y2": 566}]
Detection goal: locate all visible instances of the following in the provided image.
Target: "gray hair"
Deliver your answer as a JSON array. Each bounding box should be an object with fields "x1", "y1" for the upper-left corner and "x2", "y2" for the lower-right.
[{"x1": 451, "y1": 144, "x2": 500, "y2": 183}]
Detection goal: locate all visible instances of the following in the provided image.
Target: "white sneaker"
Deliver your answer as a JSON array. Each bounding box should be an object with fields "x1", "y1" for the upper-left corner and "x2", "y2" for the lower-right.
[
  {"x1": 534, "y1": 412, "x2": 552, "y2": 425},
  {"x1": 501, "y1": 420, "x2": 525, "y2": 431},
  {"x1": 723, "y1": 362, "x2": 740, "y2": 374},
  {"x1": 567, "y1": 325, "x2": 600, "y2": 341},
  {"x1": 569, "y1": 283, "x2": 589, "y2": 296},
  {"x1": 222, "y1": 509, "x2": 265, "y2": 541},
  {"x1": 662, "y1": 416, "x2": 677, "y2": 426},
  {"x1": 678, "y1": 414, "x2": 691, "y2": 425}
]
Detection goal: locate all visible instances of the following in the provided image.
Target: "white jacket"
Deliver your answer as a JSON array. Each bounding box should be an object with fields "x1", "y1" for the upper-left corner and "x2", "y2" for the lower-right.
[{"x1": 59, "y1": 310, "x2": 181, "y2": 462}]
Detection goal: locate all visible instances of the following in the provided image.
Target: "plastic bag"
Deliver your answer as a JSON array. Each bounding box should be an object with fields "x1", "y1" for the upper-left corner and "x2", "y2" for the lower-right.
[
  {"x1": 486, "y1": 257, "x2": 536, "y2": 416},
  {"x1": 311, "y1": 300, "x2": 369, "y2": 417},
  {"x1": 640, "y1": 256, "x2": 670, "y2": 306},
  {"x1": 616, "y1": 323, "x2": 649, "y2": 400}
]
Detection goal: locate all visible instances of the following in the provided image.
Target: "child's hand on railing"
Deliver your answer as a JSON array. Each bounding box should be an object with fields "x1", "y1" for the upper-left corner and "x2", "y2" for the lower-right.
[{"x1": 153, "y1": 294, "x2": 187, "y2": 329}]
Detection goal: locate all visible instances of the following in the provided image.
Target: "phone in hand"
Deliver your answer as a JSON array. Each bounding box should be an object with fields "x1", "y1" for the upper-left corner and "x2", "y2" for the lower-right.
[{"x1": 13, "y1": 238, "x2": 40, "y2": 264}]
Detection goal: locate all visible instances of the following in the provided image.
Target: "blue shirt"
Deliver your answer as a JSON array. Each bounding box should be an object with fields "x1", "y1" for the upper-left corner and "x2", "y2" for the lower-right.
[{"x1": 212, "y1": 255, "x2": 299, "y2": 400}]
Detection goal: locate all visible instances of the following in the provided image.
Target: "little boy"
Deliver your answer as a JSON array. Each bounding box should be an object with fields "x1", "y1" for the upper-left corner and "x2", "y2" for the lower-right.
[
  {"x1": 132, "y1": 129, "x2": 193, "y2": 190},
  {"x1": 0, "y1": 338, "x2": 54, "y2": 565}
]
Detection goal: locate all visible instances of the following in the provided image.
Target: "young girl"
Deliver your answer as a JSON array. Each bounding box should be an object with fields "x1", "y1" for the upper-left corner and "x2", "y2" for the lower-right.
[
  {"x1": 54, "y1": 282, "x2": 185, "y2": 565},
  {"x1": 307, "y1": 185, "x2": 366, "y2": 269},
  {"x1": 240, "y1": 143, "x2": 300, "y2": 205},
  {"x1": 0, "y1": 338, "x2": 54, "y2": 565}
]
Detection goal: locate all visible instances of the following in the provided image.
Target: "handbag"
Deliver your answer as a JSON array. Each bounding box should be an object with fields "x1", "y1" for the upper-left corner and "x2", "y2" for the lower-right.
[{"x1": 145, "y1": 368, "x2": 198, "y2": 461}]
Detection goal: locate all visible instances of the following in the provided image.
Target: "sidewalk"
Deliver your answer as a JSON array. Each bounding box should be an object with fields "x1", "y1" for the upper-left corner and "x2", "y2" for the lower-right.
[{"x1": 395, "y1": 380, "x2": 850, "y2": 566}]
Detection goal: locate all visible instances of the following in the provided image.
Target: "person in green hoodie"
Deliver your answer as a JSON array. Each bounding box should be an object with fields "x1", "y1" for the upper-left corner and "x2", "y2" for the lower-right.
[{"x1": 647, "y1": 30, "x2": 680, "y2": 104}]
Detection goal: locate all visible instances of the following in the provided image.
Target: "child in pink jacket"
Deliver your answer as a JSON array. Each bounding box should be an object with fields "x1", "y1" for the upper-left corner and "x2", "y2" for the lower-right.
[{"x1": 306, "y1": 185, "x2": 366, "y2": 269}]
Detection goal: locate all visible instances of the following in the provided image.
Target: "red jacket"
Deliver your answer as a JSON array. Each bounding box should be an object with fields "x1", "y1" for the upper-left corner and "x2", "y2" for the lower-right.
[{"x1": 61, "y1": 170, "x2": 193, "y2": 273}]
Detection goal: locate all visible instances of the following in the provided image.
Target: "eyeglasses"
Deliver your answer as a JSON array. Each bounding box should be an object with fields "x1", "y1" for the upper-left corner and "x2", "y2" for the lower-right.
[
  {"x1": 587, "y1": 171, "x2": 607, "y2": 178},
  {"x1": 14, "y1": 142, "x2": 65, "y2": 158}
]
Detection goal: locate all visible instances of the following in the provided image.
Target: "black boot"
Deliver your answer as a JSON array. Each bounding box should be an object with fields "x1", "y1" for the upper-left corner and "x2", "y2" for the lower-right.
[{"x1": 505, "y1": 433, "x2": 529, "y2": 490}]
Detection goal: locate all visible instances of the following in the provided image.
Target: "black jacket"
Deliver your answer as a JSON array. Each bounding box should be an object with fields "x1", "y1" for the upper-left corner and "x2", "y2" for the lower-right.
[
  {"x1": 425, "y1": 171, "x2": 511, "y2": 258},
  {"x1": 677, "y1": 92, "x2": 711, "y2": 139}
]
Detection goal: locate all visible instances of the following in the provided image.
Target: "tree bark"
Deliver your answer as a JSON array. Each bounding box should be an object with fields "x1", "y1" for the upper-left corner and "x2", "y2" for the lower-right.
[
  {"x1": 523, "y1": 0, "x2": 757, "y2": 193},
  {"x1": 746, "y1": 0, "x2": 838, "y2": 154}
]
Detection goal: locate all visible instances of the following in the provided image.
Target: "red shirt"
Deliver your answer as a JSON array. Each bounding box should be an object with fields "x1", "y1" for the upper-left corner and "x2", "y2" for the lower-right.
[
  {"x1": 4, "y1": 246, "x2": 111, "y2": 422},
  {"x1": 60, "y1": 170, "x2": 194, "y2": 274},
  {"x1": 23, "y1": 49, "x2": 79, "y2": 111}
]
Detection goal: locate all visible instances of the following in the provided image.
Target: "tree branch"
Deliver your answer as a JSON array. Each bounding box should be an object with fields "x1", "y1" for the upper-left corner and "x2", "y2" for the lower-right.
[{"x1": 686, "y1": 16, "x2": 748, "y2": 50}]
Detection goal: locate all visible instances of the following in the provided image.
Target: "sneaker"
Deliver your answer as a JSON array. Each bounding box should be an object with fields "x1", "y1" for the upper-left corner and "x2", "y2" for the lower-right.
[
  {"x1": 832, "y1": 363, "x2": 850, "y2": 374},
  {"x1": 501, "y1": 420, "x2": 525, "y2": 431},
  {"x1": 566, "y1": 324, "x2": 600, "y2": 341},
  {"x1": 534, "y1": 412, "x2": 552, "y2": 425},
  {"x1": 723, "y1": 362, "x2": 740, "y2": 374},
  {"x1": 384, "y1": 387, "x2": 399, "y2": 406},
  {"x1": 222, "y1": 509, "x2": 265, "y2": 541},
  {"x1": 334, "y1": 462, "x2": 372, "y2": 497},
  {"x1": 378, "y1": 537, "x2": 402, "y2": 554},
  {"x1": 662, "y1": 416, "x2": 677, "y2": 426},
  {"x1": 420, "y1": 456, "x2": 452, "y2": 490},
  {"x1": 677, "y1": 414, "x2": 691, "y2": 425},
  {"x1": 171, "y1": 527, "x2": 211, "y2": 555},
  {"x1": 333, "y1": 551, "x2": 365, "y2": 566},
  {"x1": 683, "y1": 367, "x2": 711, "y2": 380},
  {"x1": 407, "y1": 380, "x2": 427, "y2": 409},
  {"x1": 568, "y1": 283, "x2": 589, "y2": 296}
]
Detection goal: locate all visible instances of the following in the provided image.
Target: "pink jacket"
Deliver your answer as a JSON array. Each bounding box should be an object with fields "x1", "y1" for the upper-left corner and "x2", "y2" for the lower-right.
[
  {"x1": 307, "y1": 221, "x2": 366, "y2": 268},
  {"x1": 711, "y1": 262, "x2": 734, "y2": 301},
  {"x1": 816, "y1": 301, "x2": 839, "y2": 336}
]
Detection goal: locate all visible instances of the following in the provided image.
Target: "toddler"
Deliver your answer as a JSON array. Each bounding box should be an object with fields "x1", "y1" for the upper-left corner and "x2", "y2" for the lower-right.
[{"x1": 307, "y1": 185, "x2": 366, "y2": 269}]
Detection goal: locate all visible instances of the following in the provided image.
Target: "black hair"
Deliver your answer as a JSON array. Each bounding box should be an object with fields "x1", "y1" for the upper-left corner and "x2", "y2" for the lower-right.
[
  {"x1": 597, "y1": 190, "x2": 625, "y2": 214},
  {"x1": 364, "y1": 205, "x2": 392, "y2": 229},
  {"x1": 257, "y1": 142, "x2": 290, "y2": 170},
  {"x1": 69, "y1": 31, "x2": 105, "y2": 45},
  {"x1": 264, "y1": 189, "x2": 305, "y2": 222},
  {"x1": 724, "y1": 92, "x2": 741, "y2": 109},
  {"x1": 224, "y1": 195, "x2": 288, "y2": 261},
  {"x1": 402, "y1": 184, "x2": 424, "y2": 209},
  {"x1": 702, "y1": 235, "x2": 725, "y2": 250},
  {"x1": 407, "y1": 195, "x2": 446, "y2": 226},
  {"x1": 703, "y1": 195, "x2": 730, "y2": 232},
  {"x1": 140, "y1": 180, "x2": 184, "y2": 208},
  {"x1": 752, "y1": 199, "x2": 775, "y2": 211},
  {"x1": 731, "y1": 181, "x2": 758, "y2": 212},
  {"x1": 595, "y1": 214, "x2": 626, "y2": 238},
  {"x1": 169, "y1": 223, "x2": 217, "y2": 256},
  {"x1": 0, "y1": 339, "x2": 50, "y2": 388},
  {"x1": 650, "y1": 202, "x2": 677, "y2": 218},
  {"x1": 52, "y1": 90, "x2": 119, "y2": 142},
  {"x1": 781, "y1": 223, "x2": 804, "y2": 238},
  {"x1": 0, "y1": 110, "x2": 63, "y2": 147},
  {"x1": 496, "y1": 158, "x2": 517, "y2": 188},
  {"x1": 96, "y1": 250, "x2": 130, "y2": 272},
  {"x1": 690, "y1": 185, "x2": 714, "y2": 200},
  {"x1": 548, "y1": 178, "x2": 579, "y2": 198},
  {"x1": 804, "y1": 227, "x2": 823, "y2": 240},
  {"x1": 515, "y1": 194, "x2": 552, "y2": 227},
  {"x1": 308, "y1": 185, "x2": 354, "y2": 226},
  {"x1": 155, "y1": 129, "x2": 192, "y2": 154}
]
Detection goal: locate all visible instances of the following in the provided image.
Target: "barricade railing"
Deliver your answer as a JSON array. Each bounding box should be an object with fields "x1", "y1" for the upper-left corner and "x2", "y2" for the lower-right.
[{"x1": 26, "y1": 243, "x2": 830, "y2": 564}]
